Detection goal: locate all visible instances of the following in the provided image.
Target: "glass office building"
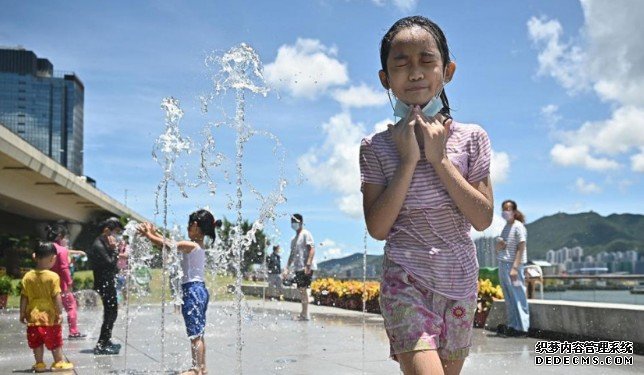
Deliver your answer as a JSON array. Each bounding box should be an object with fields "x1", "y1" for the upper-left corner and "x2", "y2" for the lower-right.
[{"x1": 0, "y1": 48, "x2": 84, "y2": 175}]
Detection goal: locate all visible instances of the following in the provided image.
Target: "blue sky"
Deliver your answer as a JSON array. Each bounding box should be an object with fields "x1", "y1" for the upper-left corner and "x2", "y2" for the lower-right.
[{"x1": 2, "y1": 0, "x2": 643, "y2": 262}]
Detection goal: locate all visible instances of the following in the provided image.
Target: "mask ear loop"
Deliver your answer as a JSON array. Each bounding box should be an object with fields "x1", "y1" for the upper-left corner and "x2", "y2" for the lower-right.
[{"x1": 386, "y1": 89, "x2": 396, "y2": 113}]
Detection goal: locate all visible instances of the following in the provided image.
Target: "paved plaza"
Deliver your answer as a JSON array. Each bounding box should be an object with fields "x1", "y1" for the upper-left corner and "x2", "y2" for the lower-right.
[{"x1": 1, "y1": 299, "x2": 642, "y2": 374}]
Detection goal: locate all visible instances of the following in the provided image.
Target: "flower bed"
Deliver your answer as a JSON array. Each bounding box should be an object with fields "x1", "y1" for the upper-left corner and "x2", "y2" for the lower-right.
[
  {"x1": 475, "y1": 278, "x2": 504, "y2": 327},
  {"x1": 311, "y1": 278, "x2": 381, "y2": 313},
  {"x1": 312, "y1": 277, "x2": 504, "y2": 324}
]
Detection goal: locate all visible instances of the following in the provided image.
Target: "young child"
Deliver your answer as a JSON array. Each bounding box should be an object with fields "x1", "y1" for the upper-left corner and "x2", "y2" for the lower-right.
[
  {"x1": 46, "y1": 223, "x2": 87, "y2": 339},
  {"x1": 20, "y1": 242, "x2": 74, "y2": 372},
  {"x1": 138, "y1": 209, "x2": 221, "y2": 375},
  {"x1": 360, "y1": 16, "x2": 493, "y2": 375}
]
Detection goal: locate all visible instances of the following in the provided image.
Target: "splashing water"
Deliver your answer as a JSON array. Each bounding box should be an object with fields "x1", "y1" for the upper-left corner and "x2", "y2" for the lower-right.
[
  {"x1": 200, "y1": 43, "x2": 286, "y2": 374},
  {"x1": 153, "y1": 97, "x2": 192, "y2": 371}
]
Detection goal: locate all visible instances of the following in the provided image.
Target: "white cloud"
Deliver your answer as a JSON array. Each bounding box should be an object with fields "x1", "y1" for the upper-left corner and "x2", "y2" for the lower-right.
[
  {"x1": 264, "y1": 38, "x2": 349, "y2": 99},
  {"x1": 574, "y1": 177, "x2": 602, "y2": 194},
  {"x1": 370, "y1": 0, "x2": 418, "y2": 12},
  {"x1": 373, "y1": 118, "x2": 391, "y2": 133},
  {"x1": 332, "y1": 83, "x2": 388, "y2": 108},
  {"x1": 631, "y1": 148, "x2": 644, "y2": 172},
  {"x1": 541, "y1": 104, "x2": 561, "y2": 128},
  {"x1": 550, "y1": 144, "x2": 619, "y2": 171},
  {"x1": 319, "y1": 238, "x2": 344, "y2": 260},
  {"x1": 559, "y1": 106, "x2": 644, "y2": 156},
  {"x1": 298, "y1": 112, "x2": 365, "y2": 218},
  {"x1": 529, "y1": 2, "x2": 644, "y2": 174},
  {"x1": 527, "y1": 16, "x2": 588, "y2": 93},
  {"x1": 471, "y1": 214, "x2": 506, "y2": 239},
  {"x1": 490, "y1": 151, "x2": 510, "y2": 184}
]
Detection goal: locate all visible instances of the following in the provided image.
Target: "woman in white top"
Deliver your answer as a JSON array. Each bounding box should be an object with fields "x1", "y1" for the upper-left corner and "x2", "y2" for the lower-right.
[
  {"x1": 496, "y1": 199, "x2": 530, "y2": 337},
  {"x1": 138, "y1": 209, "x2": 221, "y2": 375}
]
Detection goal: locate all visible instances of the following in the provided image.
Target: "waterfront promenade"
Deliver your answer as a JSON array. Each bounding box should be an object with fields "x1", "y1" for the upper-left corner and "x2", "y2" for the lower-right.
[{"x1": 1, "y1": 300, "x2": 642, "y2": 374}]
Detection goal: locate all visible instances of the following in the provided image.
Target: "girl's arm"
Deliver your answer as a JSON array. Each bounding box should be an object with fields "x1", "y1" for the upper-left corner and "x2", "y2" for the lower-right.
[
  {"x1": 363, "y1": 109, "x2": 421, "y2": 240},
  {"x1": 432, "y1": 160, "x2": 493, "y2": 231},
  {"x1": 363, "y1": 163, "x2": 416, "y2": 240},
  {"x1": 512, "y1": 242, "x2": 526, "y2": 270},
  {"x1": 137, "y1": 223, "x2": 198, "y2": 254},
  {"x1": 54, "y1": 293, "x2": 63, "y2": 324},
  {"x1": 19, "y1": 294, "x2": 28, "y2": 324},
  {"x1": 421, "y1": 115, "x2": 493, "y2": 231},
  {"x1": 68, "y1": 249, "x2": 86, "y2": 256}
]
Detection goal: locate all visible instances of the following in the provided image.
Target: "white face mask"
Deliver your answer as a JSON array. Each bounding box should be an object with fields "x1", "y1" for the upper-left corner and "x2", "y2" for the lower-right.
[
  {"x1": 391, "y1": 76, "x2": 448, "y2": 119},
  {"x1": 502, "y1": 210, "x2": 514, "y2": 221},
  {"x1": 291, "y1": 222, "x2": 301, "y2": 231},
  {"x1": 393, "y1": 91, "x2": 443, "y2": 119}
]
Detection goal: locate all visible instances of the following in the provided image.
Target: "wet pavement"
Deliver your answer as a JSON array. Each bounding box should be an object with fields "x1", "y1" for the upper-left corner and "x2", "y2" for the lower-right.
[{"x1": 0, "y1": 299, "x2": 642, "y2": 374}]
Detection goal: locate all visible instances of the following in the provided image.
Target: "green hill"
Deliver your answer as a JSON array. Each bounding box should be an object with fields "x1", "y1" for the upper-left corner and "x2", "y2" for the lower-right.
[
  {"x1": 526, "y1": 211, "x2": 644, "y2": 259},
  {"x1": 318, "y1": 212, "x2": 644, "y2": 274}
]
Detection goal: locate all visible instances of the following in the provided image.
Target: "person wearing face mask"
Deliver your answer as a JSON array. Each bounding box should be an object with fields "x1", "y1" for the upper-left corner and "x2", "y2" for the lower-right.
[
  {"x1": 495, "y1": 200, "x2": 529, "y2": 337},
  {"x1": 284, "y1": 214, "x2": 316, "y2": 320},
  {"x1": 360, "y1": 16, "x2": 494, "y2": 374},
  {"x1": 86, "y1": 217, "x2": 124, "y2": 355},
  {"x1": 266, "y1": 245, "x2": 284, "y2": 300}
]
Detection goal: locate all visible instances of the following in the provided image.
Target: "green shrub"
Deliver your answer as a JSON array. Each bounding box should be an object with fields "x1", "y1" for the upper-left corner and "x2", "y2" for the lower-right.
[
  {"x1": 72, "y1": 276, "x2": 83, "y2": 292},
  {"x1": 83, "y1": 277, "x2": 94, "y2": 290},
  {"x1": 0, "y1": 275, "x2": 13, "y2": 295}
]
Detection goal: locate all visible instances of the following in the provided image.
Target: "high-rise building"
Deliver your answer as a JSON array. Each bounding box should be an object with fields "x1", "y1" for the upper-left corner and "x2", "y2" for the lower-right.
[{"x1": 0, "y1": 47, "x2": 83, "y2": 175}]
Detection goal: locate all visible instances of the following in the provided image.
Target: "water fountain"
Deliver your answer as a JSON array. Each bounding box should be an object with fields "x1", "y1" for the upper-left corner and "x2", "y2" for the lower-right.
[{"x1": 113, "y1": 43, "x2": 287, "y2": 374}]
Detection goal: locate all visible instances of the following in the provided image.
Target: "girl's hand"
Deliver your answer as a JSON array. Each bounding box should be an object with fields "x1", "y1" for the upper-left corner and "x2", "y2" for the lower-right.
[
  {"x1": 388, "y1": 106, "x2": 421, "y2": 166},
  {"x1": 137, "y1": 222, "x2": 151, "y2": 237},
  {"x1": 510, "y1": 267, "x2": 519, "y2": 282},
  {"x1": 419, "y1": 112, "x2": 451, "y2": 165},
  {"x1": 19, "y1": 313, "x2": 27, "y2": 324}
]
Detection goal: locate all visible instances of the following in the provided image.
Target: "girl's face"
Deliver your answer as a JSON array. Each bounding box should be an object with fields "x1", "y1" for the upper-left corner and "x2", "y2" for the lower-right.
[
  {"x1": 379, "y1": 26, "x2": 455, "y2": 107},
  {"x1": 187, "y1": 221, "x2": 202, "y2": 241}
]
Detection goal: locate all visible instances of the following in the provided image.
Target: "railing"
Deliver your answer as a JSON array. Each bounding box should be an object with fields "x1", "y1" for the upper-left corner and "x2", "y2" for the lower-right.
[{"x1": 532, "y1": 274, "x2": 644, "y2": 305}]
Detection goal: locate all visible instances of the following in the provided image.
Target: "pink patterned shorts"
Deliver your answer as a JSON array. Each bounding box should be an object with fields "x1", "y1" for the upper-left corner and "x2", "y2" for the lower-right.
[{"x1": 380, "y1": 257, "x2": 477, "y2": 361}]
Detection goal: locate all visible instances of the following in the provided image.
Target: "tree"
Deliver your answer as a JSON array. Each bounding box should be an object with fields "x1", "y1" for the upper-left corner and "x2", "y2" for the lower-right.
[{"x1": 217, "y1": 218, "x2": 270, "y2": 273}]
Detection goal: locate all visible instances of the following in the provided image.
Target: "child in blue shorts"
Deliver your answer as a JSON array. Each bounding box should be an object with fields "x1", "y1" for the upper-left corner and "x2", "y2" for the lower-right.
[{"x1": 138, "y1": 209, "x2": 221, "y2": 375}]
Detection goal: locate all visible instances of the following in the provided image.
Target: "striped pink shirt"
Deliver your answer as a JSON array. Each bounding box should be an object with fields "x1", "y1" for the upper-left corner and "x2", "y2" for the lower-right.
[{"x1": 360, "y1": 121, "x2": 492, "y2": 299}]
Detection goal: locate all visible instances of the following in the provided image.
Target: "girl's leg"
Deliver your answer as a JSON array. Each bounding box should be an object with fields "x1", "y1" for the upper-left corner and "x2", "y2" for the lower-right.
[
  {"x1": 61, "y1": 292, "x2": 79, "y2": 335},
  {"x1": 441, "y1": 358, "x2": 465, "y2": 375},
  {"x1": 181, "y1": 337, "x2": 205, "y2": 375},
  {"x1": 397, "y1": 350, "x2": 444, "y2": 375},
  {"x1": 51, "y1": 346, "x2": 64, "y2": 363},
  {"x1": 33, "y1": 345, "x2": 44, "y2": 363}
]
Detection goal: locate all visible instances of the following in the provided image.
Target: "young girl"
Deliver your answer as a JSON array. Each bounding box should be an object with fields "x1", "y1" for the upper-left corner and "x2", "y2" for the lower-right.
[
  {"x1": 138, "y1": 209, "x2": 221, "y2": 375},
  {"x1": 360, "y1": 16, "x2": 494, "y2": 375},
  {"x1": 46, "y1": 223, "x2": 87, "y2": 339}
]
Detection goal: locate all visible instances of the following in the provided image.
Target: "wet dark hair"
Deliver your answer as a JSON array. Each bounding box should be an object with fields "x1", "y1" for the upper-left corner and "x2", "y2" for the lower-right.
[
  {"x1": 502, "y1": 199, "x2": 526, "y2": 223},
  {"x1": 46, "y1": 223, "x2": 68, "y2": 242},
  {"x1": 380, "y1": 15, "x2": 452, "y2": 116},
  {"x1": 98, "y1": 217, "x2": 124, "y2": 232},
  {"x1": 34, "y1": 241, "x2": 57, "y2": 259},
  {"x1": 188, "y1": 209, "x2": 222, "y2": 245},
  {"x1": 273, "y1": 245, "x2": 280, "y2": 252},
  {"x1": 291, "y1": 213, "x2": 303, "y2": 223}
]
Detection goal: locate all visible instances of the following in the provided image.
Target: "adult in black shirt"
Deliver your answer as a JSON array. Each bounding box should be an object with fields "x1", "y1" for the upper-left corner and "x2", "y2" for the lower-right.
[{"x1": 86, "y1": 217, "x2": 123, "y2": 355}]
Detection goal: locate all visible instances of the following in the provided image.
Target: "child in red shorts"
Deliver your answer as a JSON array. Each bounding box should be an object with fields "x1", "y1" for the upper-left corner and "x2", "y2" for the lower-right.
[{"x1": 20, "y1": 242, "x2": 74, "y2": 372}]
